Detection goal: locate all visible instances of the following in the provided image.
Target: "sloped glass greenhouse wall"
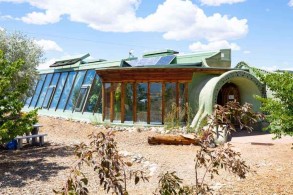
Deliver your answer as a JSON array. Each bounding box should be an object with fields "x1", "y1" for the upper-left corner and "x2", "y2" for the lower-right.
[{"x1": 25, "y1": 70, "x2": 102, "y2": 115}]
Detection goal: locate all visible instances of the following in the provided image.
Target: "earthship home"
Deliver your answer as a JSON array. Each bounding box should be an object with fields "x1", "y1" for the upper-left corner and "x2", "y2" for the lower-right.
[{"x1": 23, "y1": 49, "x2": 265, "y2": 129}]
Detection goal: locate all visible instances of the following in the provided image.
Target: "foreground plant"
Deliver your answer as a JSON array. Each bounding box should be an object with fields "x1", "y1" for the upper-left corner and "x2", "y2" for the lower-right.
[
  {"x1": 202, "y1": 101, "x2": 264, "y2": 144},
  {"x1": 155, "y1": 143, "x2": 250, "y2": 194},
  {"x1": 54, "y1": 131, "x2": 148, "y2": 195}
]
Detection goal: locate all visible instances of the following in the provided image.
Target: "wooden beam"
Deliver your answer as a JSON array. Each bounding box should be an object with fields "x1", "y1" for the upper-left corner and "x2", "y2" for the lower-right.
[
  {"x1": 162, "y1": 82, "x2": 165, "y2": 124},
  {"x1": 121, "y1": 82, "x2": 125, "y2": 123},
  {"x1": 133, "y1": 82, "x2": 137, "y2": 123},
  {"x1": 147, "y1": 82, "x2": 151, "y2": 124}
]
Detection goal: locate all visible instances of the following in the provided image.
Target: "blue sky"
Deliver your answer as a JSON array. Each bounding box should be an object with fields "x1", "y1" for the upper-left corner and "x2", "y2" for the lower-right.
[{"x1": 0, "y1": 0, "x2": 293, "y2": 70}]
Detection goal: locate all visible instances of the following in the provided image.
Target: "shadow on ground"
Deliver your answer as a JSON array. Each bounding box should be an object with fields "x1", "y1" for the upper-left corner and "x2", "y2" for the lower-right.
[
  {"x1": 231, "y1": 129, "x2": 270, "y2": 138},
  {"x1": 0, "y1": 143, "x2": 74, "y2": 188}
]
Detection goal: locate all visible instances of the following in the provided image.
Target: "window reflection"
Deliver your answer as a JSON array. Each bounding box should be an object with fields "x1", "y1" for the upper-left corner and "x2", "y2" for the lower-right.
[
  {"x1": 50, "y1": 72, "x2": 68, "y2": 109},
  {"x1": 30, "y1": 74, "x2": 46, "y2": 108},
  {"x1": 104, "y1": 83, "x2": 111, "y2": 120},
  {"x1": 84, "y1": 74, "x2": 102, "y2": 113},
  {"x1": 124, "y1": 83, "x2": 133, "y2": 122},
  {"x1": 65, "y1": 71, "x2": 86, "y2": 111},
  {"x1": 150, "y1": 83, "x2": 162, "y2": 124},
  {"x1": 136, "y1": 83, "x2": 148, "y2": 123},
  {"x1": 113, "y1": 83, "x2": 121, "y2": 121},
  {"x1": 57, "y1": 72, "x2": 76, "y2": 110}
]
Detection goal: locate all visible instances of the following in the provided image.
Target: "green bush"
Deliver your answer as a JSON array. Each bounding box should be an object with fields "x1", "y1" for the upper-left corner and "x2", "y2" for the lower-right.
[
  {"x1": 0, "y1": 51, "x2": 38, "y2": 145},
  {"x1": 255, "y1": 71, "x2": 293, "y2": 138}
]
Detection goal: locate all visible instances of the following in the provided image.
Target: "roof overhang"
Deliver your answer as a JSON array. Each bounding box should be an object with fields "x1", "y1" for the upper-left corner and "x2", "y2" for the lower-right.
[{"x1": 96, "y1": 66, "x2": 238, "y2": 82}]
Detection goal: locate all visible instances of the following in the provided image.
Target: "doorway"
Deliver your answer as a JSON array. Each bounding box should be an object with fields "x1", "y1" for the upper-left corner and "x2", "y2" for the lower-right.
[{"x1": 217, "y1": 83, "x2": 240, "y2": 106}]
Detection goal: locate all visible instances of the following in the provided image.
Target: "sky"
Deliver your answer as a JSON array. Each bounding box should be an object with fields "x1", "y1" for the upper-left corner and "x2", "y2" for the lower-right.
[{"x1": 0, "y1": 0, "x2": 293, "y2": 70}]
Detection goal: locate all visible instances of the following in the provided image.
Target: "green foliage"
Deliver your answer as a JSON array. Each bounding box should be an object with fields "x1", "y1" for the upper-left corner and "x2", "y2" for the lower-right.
[
  {"x1": 155, "y1": 172, "x2": 193, "y2": 195},
  {"x1": 55, "y1": 132, "x2": 148, "y2": 195},
  {"x1": 0, "y1": 51, "x2": 38, "y2": 145},
  {"x1": 255, "y1": 71, "x2": 293, "y2": 138},
  {"x1": 0, "y1": 30, "x2": 44, "y2": 98},
  {"x1": 164, "y1": 103, "x2": 194, "y2": 132}
]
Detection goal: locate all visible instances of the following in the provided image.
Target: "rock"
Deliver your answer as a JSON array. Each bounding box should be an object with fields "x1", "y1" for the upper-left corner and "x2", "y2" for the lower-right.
[
  {"x1": 148, "y1": 163, "x2": 158, "y2": 176},
  {"x1": 119, "y1": 150, "x2": 133, "y2": 157}
]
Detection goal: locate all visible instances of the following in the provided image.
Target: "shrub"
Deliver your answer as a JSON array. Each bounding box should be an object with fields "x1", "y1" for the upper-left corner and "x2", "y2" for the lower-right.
[
  {"x1": 0, "y1": 51, "x2": 38, "y2": 145},
  {"x1": 54, "y1": 131, "x2": 148, "y2": 195}
]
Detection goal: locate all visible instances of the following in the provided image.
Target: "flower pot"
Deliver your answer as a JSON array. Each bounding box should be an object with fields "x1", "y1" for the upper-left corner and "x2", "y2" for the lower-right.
[{"x1": 213, "y1": 125, "x2": 232, "y2": 144}]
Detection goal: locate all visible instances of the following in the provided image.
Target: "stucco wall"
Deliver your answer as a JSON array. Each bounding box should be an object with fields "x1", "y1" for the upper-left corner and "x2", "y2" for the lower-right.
[{"x1": 189, "y1": 70, "x2": 264, "y2": 131}]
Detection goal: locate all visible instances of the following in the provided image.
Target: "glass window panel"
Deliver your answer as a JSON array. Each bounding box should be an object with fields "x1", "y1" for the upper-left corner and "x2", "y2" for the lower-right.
[
  {"x1": 104, "y1": 83, "x2": 111, "y2": 120},
  {"x1": 42, "y1": 86, "x2": 55, "y2": 108},
  {"x1": 136, "y1": 83, "x2": 148, "y2": 123},
  {"x1": 65, "y1": 71, "x2": 86, "y2": 111},
  {"x1": 150, "y1": 83, "x2": 162, "y2": 124},
  {"x1": 50, "y1": 73, "x2": 61, "y2": 86},
  {"x1": 84, "y1": 75, "x2": 102, "y2": 113},
  {"x1": 36, "y1": 74, "x2": 53, "y2": 107},
  {"x1": 50, "y1": 72, "x2": 68, "y2": 109},
  {"x1": 30, "y1": 74, "x2": 46, "y2": 107},
  {"x1": 124, "y1": 83, "x2": 133, "y2": 122},
  {"x1": 165, "y1": 83, "x2": 176, "y2": 114},
  {"x1": 179, "y1": 83, "x2": 187, "y2": 122},
  {"x1": 25, "y1": 80, "x2": 38, "y2": 106},
  {"x1": 75, "y1": 87, "x2": 88, "y2": 112},
  {"x1": 83, "y1": 70, "x2": 95, "y2": 85},
  {"x1": 113, "y1": 83, "x2": 121, "y2": 121},
  {"x1": 57, "y1": 71, "x2": 76, "y2": 110}
]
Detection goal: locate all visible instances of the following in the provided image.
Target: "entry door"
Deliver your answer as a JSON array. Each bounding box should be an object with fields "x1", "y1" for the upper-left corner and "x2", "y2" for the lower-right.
[{"x1": 217, "y1": 83, "x2": 240, "y2": 105}]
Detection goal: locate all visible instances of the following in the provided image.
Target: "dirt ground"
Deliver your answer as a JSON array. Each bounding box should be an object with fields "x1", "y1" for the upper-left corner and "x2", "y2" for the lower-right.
[{"x1": 0, "y1": 116, "x2": 293, "y2": 195}]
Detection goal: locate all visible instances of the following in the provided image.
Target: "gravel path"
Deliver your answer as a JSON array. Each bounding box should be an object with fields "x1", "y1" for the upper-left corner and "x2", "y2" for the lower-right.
[{"x1": 0, "y1": 116, "x2": 292, "y2": 194}]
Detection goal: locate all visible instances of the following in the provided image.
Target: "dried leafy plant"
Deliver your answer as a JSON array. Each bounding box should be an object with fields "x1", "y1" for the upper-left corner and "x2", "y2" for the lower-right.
[
  {"x1": 54, "y1": 131, "x2": 148, "y2": 195},
  {"x1": 194, "y1": 143, "x2": 250, "y2": 194},
  {"x1": 202, "y1": 101, "x2": 264, "y2": 144},
  {"x1": 155, "y1": 143, "x2": 250, "y2": 195}
]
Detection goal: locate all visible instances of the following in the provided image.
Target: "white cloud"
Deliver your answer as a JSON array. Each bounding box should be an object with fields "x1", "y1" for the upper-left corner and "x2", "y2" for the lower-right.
[
  {"x1": 1, "y1": 0, "x2": 248, "y2": 42},
  {"x1": 289, "y1": 0, "x2": 293, "y2": 7},
  {"x1": 34, "y1": 39, "x2": 63, "y2": 52},
  {"x1": 199, "y1": 0, "x2": 245, "y2": 6},
  {"x1": 37, "y1": 58, "x2": 56, "y2": 69},
  {"x1": 0, "y1": 14, "x2": 13, "y2": 20},
  {"x1": 189, "y1": 40, "x2": 240, "y2": 52},
  {"x1": 243, "y1": 50, "x2": 250, "y2": 54},
  {"x1": 0, "y1": 27, "x2": 4, "y2": 31},
  {"x1": 22, "y1": 10, "x2": 61, "y2": 24}
]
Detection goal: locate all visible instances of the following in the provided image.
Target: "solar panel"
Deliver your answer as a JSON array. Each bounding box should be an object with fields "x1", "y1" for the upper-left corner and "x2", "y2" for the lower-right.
[
  {"x1": 126, "y1": 55, "x2": 175, "y2": 67},
  {"x1": 156, "y1": 55, "x2": 175, "y2": 65}
]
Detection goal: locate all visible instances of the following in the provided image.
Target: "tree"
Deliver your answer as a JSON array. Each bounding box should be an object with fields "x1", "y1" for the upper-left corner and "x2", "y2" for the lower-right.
[
  {"x1": 0, "y1": 50, "x2": 38, "y2": 145},
  {"x1": 0, "y1": 30, "x2": 44, "y2": 99},
  {"x1": 256, "y1": 71, "x2": 293, "y2": 138}
]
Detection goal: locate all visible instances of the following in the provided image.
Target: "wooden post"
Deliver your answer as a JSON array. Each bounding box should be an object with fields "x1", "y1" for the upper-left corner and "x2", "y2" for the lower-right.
[
  {"x1": 147, "y1": 82, "x2": 151, "y2": 124},
  {"x1": 176, "y1": 82, "x2": 179, "y2": 119},
  {"x1": 184, "y1": 83, "x2": 189, "y2": 121},
  {"x1": 133, "y1": 82, "x2": 137, "y2": 123},
  {"x1": 102, "y1": 83, "x2": 105, "y2": 121},
  {"x1": 162, "y1": 82, "x2": 165, "y2": 124},
  {"x1": 121, "y1": 82, "x2": 125, "y2": 123}
]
